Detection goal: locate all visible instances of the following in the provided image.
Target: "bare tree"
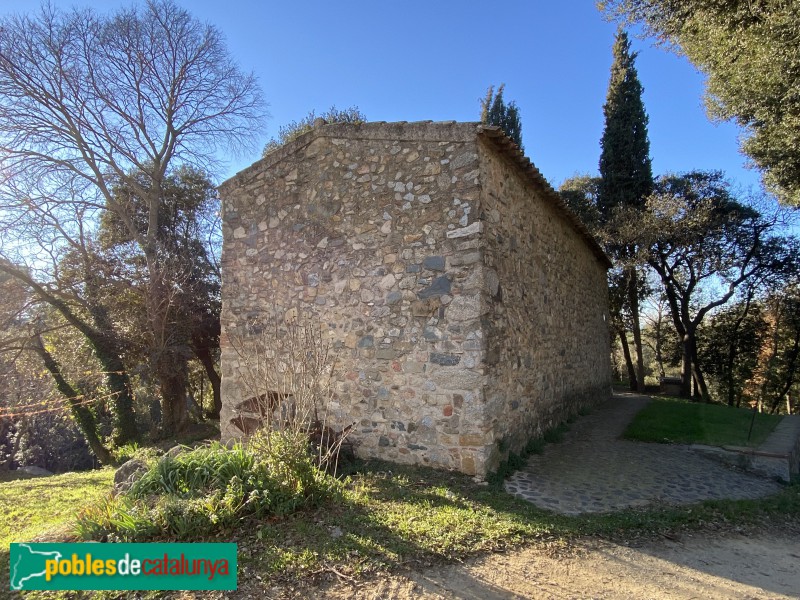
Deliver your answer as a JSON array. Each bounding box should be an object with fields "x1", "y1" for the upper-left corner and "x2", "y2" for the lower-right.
[
  {"x1": 642, "y1": 293, "x2": 672, "y2": 380},
  {"x1": 0, "y1": 0, "x2": 265, "y2": 434}
]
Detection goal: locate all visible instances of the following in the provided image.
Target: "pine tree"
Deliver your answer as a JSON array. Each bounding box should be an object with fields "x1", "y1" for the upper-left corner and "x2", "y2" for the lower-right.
[
  {"x1": 598, "y1": 30, "x2": 654, "y2": 393},
  {"x1": 480, "y1": 84, "x2": 524, "y2": 152}
]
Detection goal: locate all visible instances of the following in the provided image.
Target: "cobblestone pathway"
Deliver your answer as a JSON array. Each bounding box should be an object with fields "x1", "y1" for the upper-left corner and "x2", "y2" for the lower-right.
[{"x1": 504, "y1": 393, "x2": 783, "y2": 514}]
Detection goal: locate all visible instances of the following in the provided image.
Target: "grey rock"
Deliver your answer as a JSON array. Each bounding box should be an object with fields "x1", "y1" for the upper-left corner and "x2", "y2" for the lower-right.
[
  {"x1": 423, "y1": 326, "x2": 443, "y2": 341},
  {"x1": 417, "y1": 276, "x2": 451, "y2": 299},
  {"x1": 446, "y1": 222, "x2": 483, "y2": 239},
  {"x1": 113, "y1": 458, "x2": 149, "y2": 496},
  {"x1": 164, "y1": 445, "x2": 186, "y2": 460},
  {"x1": 19, "y1": 465, "x2": 53, "y2": 477},
  {"x1": 430, "y1": 352, "x2": 461, "y2": 366},
  {"x1": 449, "y1": 251, "x2": 482, "y2": 267},
  {"x1": 450, "y1": 151, "x2": 478, "y2": 169},
  {"x1": 446, "y1": 294, "x2": 483, "y2": 322},
  {"x1": 422, "y1": 256, "x2": 445, "y2": 271},
  {"x1": 428, "y1": 367, "x2": 485, "y2": 391}
]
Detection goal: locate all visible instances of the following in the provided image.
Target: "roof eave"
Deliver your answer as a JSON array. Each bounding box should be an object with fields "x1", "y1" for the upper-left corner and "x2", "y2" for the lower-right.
[{"x1": 477, "y1": 125, "x2": 612, "y2": 270}]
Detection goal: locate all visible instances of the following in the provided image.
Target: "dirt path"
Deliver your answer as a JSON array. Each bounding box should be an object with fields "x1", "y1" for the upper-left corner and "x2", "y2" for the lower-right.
[{"x1": 316, "y1": 529, "x2": 800, "y2": 599}]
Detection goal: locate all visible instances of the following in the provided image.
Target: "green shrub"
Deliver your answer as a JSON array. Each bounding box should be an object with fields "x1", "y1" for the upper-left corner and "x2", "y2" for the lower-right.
[
  {"x1": 249, "y1": 429, "x2": 336, "y2": 513},
  {"x1": 73, "y1": 494, "x2": 159, "y2": 541},
  {"x1": 110, "y1": 442, "x2": 138, "y2": 465},
  {"x1": 75, "y1": 432, "x2": 341, "y2": 541},
  {"x1": 110, "y1": 442, "x2": 164, "y2": 466},
  {"x1": 12, "y1": 412, "x2": 95, "y2": 473},
  {"x1": 543, "y1": 423, "x2": 568, "y2": 444},
  {"x1": 488, "y1": 420, "x2": 572, "y2": 489},
  {"x1": 524, "y1": 436, "x2": 545, "y2": 455},
  {"x1": 130, "y1": 442, "x2": 255, "y2": 498}
]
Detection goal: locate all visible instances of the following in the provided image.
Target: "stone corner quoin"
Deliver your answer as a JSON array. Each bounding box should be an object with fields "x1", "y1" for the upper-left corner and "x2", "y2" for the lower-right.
[{"x1": 217, "y1": 120, "x2": 612, "y2": 478}]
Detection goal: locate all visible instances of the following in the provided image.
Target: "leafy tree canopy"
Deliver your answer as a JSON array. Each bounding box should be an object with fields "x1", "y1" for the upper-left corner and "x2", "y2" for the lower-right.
[
  {"x1": 560, "y1": 175, "x2": 602, "y2": 231},
  {"x1": 634, "y1": 170, "x2": 798, "y2": 398},
  {"x1": 599, "y1": 0, "x2": 800, "y2": 207}
]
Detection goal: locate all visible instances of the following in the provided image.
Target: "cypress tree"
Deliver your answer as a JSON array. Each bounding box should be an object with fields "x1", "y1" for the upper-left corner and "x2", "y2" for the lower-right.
[
  {"x1": 599, "y1": 30, "x2": 653, "y2": 216},
  {"x1": 480, "y1": 84, "x2": 524, "y2": 152},
  {"x1": 598, "y1": 30, "x2": 654, "y2": 393}
]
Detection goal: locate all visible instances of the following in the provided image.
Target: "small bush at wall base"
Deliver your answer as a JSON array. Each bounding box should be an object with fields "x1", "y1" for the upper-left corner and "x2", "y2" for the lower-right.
[
  {"x1": 524, "y1": 436, "x2": 545, "y2": 455},
  {"x1": 75, "y1": 431, "x2": 342, "y2": 542},
  {"x1": 488, "y1": 421, "x2": 572, "y2": 489},
  {"x1": 487, "y1": 439, "x2": 545, "y2": 488},
  {"x1": 543, "y1": 423, "x2": 569, "y2": 444}
]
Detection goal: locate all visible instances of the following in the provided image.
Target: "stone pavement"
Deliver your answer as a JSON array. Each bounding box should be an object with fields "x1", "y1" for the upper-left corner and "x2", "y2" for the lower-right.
[
  {"x1": 757, "y1": 413, "x2": 800, "y2": 478},
  {"x1": 504, "y1": 393, "x2": 784, "y2": 515}
]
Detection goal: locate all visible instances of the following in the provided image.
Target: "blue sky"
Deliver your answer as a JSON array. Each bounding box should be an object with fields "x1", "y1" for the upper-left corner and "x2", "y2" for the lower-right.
[{"x1": 2, "y1": 1, "x2": 762, "y2": 193}]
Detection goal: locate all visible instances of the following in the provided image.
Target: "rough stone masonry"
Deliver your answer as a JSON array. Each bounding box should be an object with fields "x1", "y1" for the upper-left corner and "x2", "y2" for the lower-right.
[{"x1": 218, "y1": 120, "x2": 612, "y2": 477}]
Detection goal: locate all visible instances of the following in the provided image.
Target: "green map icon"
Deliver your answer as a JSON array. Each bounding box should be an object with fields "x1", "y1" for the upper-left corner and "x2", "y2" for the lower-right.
[{"x1": 10, "y1": 543, "x2": 63, "y2": 590}]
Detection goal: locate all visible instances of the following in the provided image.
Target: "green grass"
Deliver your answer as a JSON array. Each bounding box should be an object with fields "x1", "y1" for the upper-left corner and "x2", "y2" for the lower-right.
[
  {"x1": 624, "y1": 397, "x2": 783, "y2": 447},
  {"x1": 0, "y1": 469, "x2": 114, "y2": 546},
  {"x1": 237, "y1": 460, "x2": 800, "y2": 583},
  {"x1": 0, "y1": 469, "x2": 114, "y2": 598},
  {"x1": 1, "y1": 460, "x2": 799, "y2": 596}
]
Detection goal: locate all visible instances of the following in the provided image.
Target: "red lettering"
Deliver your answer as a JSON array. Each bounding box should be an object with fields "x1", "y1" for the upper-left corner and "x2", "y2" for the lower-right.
[
  {"x1": 142, "y1": 558, "x2": 159, "y2": 575},
  {"x1": 215, "y1": 559, "x2": 229, "y2": 577},
  {"x1": 169, "y1": 558, "x2": 181, "y2": 575}
]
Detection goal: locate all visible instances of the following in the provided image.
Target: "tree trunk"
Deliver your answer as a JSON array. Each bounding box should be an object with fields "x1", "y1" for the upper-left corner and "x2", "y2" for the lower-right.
[
  {"x1": 145, "y1": 262, "x2": 191, "y2": 436},
  {"x1": 610, "y1": 340, "x2": 623, "y2": 382},
  {"x1": 84, "y1": 293, "x2": 140, "y2": 446},
  {"x1": 31, "y1": 334, "x2": 116, "y2": 466},
  {"x1": 653, "y1": 305, "x2": 665, "y2": 379},
  {"x1": 617, "y1": 327, "x2": 638, "y2": 390},
  {"x1": 626, "y1": 267, "x2": 646, "y2": 393},
  {"x1": 194, "y1": 345, "x2": 221, "y2": 418},
  {"x1": 158, "y1": 357, "x2": 190, "y2": 435},
  {"x1": 725, "y1": 294, "x2": 752, "y2": 406},
  {"x1": 681, "y1": 332, "x2": 692, "y2": 398},
  {"x1": 0, "y1": 261, "x2": 140, "y2": 445},
  {"x1": 687, "y1": 330, "x2": 712, "y2": 402},
  {"x1": 90, "y1": 330, "x2": 139, "y2": 445}
]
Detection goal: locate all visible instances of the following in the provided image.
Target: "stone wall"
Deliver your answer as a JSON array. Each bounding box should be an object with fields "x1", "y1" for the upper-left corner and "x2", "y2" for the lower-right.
[
  {"x1": 219, "y1": 122, "x2": 492, "y2": 474},
  {"x1": 478, "y1": 133, "x2": 612, "y2": 468},
  {"x1": 219, "y1": 120, "x2": 611, "y2": 477}
]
